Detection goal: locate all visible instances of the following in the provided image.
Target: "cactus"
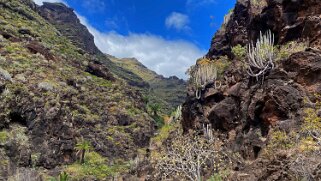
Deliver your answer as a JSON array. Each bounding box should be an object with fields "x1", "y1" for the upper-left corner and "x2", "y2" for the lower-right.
[
  {"x1": 247, "y1": 30, "x2": 275, "y2": 81},
  {"x1": 203, "y1": 124, "x2": 214, "y2": 142},
  {"x1": 173, "y1": 105, "x2": 182, "y2": 122},
  {"x1": 193, "y1": 64, "x2": 220, "y2": 99}
]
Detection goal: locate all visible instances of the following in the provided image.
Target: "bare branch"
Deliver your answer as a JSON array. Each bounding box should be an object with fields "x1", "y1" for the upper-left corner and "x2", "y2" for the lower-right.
[{"x1": 156, "y1": 136, "x2": 221, "y2": 181}]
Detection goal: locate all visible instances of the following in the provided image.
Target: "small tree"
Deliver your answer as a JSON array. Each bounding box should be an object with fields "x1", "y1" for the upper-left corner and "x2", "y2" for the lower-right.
[
  {"x1": 149, "y1": 103, "x2": 161, "y2": 117},
  {"x1": 75, "y1": 139, "x2": 92, "y2": 164},
  {"x1": 156, "y1": 136, "x2": 224, "y2": 181},
  {"x1": 247, "y1": 30, "x2": 275, "y2": 81}
]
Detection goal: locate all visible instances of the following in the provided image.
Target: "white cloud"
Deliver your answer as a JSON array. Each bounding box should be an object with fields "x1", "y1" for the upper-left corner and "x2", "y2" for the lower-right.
[
  {"x1": 165, "y1": 12, "x2": 190, "y2": 32},
  {"x1": 77, "y1": 14, "x2": 205, "y2": 79},
  {"x1": 33, "y1": 0, "x2": 66, "y2": 5},
  {"x1": 186, "y1": 0, "x2": 216, "y2": 8}
]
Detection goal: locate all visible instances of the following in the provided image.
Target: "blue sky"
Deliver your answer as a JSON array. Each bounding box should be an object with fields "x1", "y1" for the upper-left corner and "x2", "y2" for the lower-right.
[{"x1": 34, "y1": 0, "x2": 236, "y2": 79}]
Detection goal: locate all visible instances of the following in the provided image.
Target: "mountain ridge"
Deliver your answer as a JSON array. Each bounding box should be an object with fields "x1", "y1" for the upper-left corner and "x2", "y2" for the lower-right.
[
  {"x1": 1, "y1": 0, "x2": 320, "y2": 180},
  {"x1": 37, "y1": 2, "x2": 186, "y2": 114}
]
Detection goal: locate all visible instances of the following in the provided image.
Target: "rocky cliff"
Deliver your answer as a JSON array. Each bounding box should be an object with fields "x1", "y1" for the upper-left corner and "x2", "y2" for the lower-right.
[
  {"x1": 0, "y1": 0, "x2": 155, "y2": 179},
  {"x1": 38, "y1": 2, "x2": 101, "y2": 55},
  {"x1": 207, "y1": 0, "x2": 320, "y2": 59},
  {"x1": 180, "y1": 0, "x2": 321, "y2": 180}
]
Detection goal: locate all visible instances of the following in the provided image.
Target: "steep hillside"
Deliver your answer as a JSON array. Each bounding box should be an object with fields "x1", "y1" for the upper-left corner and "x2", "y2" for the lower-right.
[
  {"x1": 179, "y1": 0, "x2": 321, "y2": 180},
  {"x1": 0, "y1": 0, "x2": 154, "y2": 179},
  {"x1": 109, "y1": 55, "x2": 186, "y2": 113},
  {"x1": 132, "y1": 0, "x2": 321, "y2": 180},
  {"x1": 38, "y1": 2, "x2": 150, "y2": 90},
  {"x1": 37, "y1": 2, "x2": 186, "y2": 116}
]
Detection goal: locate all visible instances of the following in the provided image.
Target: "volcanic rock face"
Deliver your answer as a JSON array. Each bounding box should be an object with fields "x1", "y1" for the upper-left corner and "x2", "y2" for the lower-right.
[
  {"x1": 207, "y1": 0, "x2": 321, "y2": 59},
  {"x1": 183, "y1": 0, "x2": 321, "y2": 180},
  {"x1": 38, "y1": 3, "x2": 101, "y2": 55},
  {"x1": 185, "y1": 0, "x2": 321, "y2": 140},
  {"x1": 0, "y1": 0, "x2": 155, "y2": 179}
]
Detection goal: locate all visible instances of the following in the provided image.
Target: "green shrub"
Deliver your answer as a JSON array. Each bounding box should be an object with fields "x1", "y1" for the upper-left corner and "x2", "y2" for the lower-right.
[
  {"x1": 298, "y1": 95, "x2": 321, "y2": 153},
  {"x1": 276, "y1": 41, "x2": 308, "y2": 61},
  {"x1": 49, "y1": 172, "x2": 70, "y2": 181},
  {"x1": 207, "y1": 174, "x2": 223, "y2": 181},
  {"x1": 265, "y1": 130, "x2": 294, "y2": 155},
  {"x1": 170, "y1": 105, "x2": 182, "y2": 123},
  {"x1": 142, "y1": 95, "x2": 149, "y2": 105},
  {"x1": 0, "y1": 131, "x2": 8, "y2": 144},
  {"x1": 208, "y1": 170, "x2": 230, "y2": 181},
  {"x1": 232, "y1": 44, "x2": 246, "y2": 60},
  {"x1": 152, "y1": 124, "x2": 176, "y2": 145},
  {"x1": 302, "y1": 108, "x2": 321, "y2": 133},
  {"x1": 212, "y1": 56, "x2": 231, "y2": 78},
  {"x1": 66, "y1": 151, "x2": 129, "y2": 180},
  {"x1": 298, "y1": 136, "x2": 319, "y2": 153}
]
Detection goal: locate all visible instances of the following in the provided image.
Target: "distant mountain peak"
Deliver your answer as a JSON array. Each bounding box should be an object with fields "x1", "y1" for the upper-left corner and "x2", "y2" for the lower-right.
[{"x1": 38, "y1": 2, "x2": 101, "y2": 55}]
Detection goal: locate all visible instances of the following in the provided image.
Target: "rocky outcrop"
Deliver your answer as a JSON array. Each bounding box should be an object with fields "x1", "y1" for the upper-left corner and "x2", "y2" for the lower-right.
[
  {"x1": 183, "y1": 0, "x2": 321, "y2": 180},
  {"x1": 0, "y1": 1, "x2": 155, "y2": 179},
  {"x1": 86, "y1": 61, "x2": 115, "y2": 81},
  {"x1": 283, "y1": 49, "x2": 321, "y2": 88},
  {"x1": 187, "y1": 0, "x2": 321, "y2": 139},
  {"x1": 207, "y1": 0, "x2": 321, "y2": 59},
  {"x1": 26, "y1": 41, "x2": 55, "y2": 60},
  {"x1": 38, "y1": 3, "x2": 101, "y2": 55},
  {"x1": 207, "y1": 0, "x2": 251, "y2": 59}
]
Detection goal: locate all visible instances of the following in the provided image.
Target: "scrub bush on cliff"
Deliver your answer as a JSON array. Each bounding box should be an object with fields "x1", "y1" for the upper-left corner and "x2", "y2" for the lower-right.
[{"x1": 156, "y1": 135, "x2": 229, "y2": 181}]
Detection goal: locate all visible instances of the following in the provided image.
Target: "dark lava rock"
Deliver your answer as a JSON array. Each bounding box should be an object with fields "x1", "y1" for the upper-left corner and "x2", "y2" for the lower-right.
[
  {"x1": 26, "y1": 41, "x2": 55, "y2": 60},
  {"x1": 38, "y1": 2, "x2": 101, "y2": 55},
  {"x1": 181, "y1": 0, "x2": 321, "y2": 179},
  {"x1": 208, "y1": 97, "x2": 240, "y2": 131},
  {"x1": 86, "y1": 62, "x2": 116, "y2": 81}
]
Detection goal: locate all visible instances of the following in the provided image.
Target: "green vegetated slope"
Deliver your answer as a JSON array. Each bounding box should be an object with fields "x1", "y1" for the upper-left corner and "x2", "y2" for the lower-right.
[
  {"x1": 38, "y1": 2, "x2": 186, "y2": 115},
  {"x1": 109, "y1": 55, "x2": 187, "y2": 114},
  {"x1": 37, "y1": 2, "x2": 150, "y2": 90},
  {"x1": 0, "y1": 0, "x2": 155, "y2": 179}
]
